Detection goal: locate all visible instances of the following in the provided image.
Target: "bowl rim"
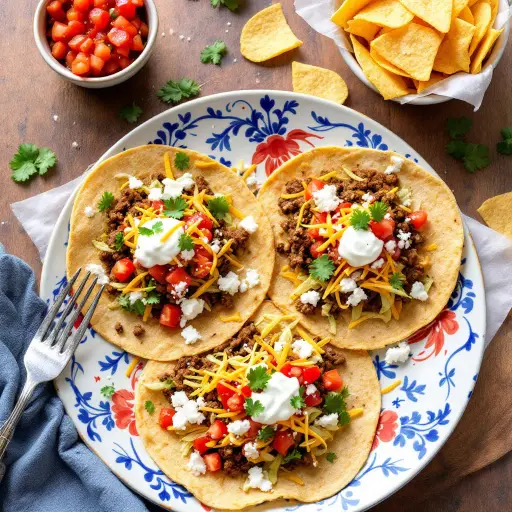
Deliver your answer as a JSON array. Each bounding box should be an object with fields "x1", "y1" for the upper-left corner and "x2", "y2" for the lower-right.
[{"x1": 33, "y1": 0, "x2": 158, "y2": 84}]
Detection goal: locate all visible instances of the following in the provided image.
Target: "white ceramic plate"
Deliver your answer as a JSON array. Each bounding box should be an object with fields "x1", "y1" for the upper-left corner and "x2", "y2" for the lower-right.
[{"x1": 41, "y1": 91, "x2": 485, "y2": 511}]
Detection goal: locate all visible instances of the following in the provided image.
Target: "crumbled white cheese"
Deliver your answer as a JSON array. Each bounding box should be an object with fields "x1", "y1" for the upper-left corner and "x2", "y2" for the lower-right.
[
  {"x1": 181, "y1": 326, "x2": 202, "y2": 345},
  {"x1": 385, "y1": 341, "x2": 411, "y2": 365},
  {"x1": 371, "y1": 258, "x2": 385, "y2": 269},
  {"x1": 84, "y1": 206, "x2": 95, "y2": 218},
  {"x1": 385, "y1": 240, "x2": 397, "y2": 254},
  {"x1": 243, "y1": 441, "x2": 259, "y2": 460},
  {"x1": 351, "y1": 270, "x2": 363, "y2": 281},
  {"x1": 273, "y1": 341, "x2": 284, "y2": 353},
  {"x1": 85, "y1": 264, "x2": 109, "y2": 285},
  {"x1": 162, "y1": 173, "x2": 195, "y2": 200},
  {"x1": 397, "y1": 230, "x2": 412, "y2": 250},
  {"x1": 361, "y1": 192, "x2": 374, "y2": 202},
  {"x1": 244, "y1": 466, "x2": 273, "y2": 492},
  {"x1": 173, "y1": 281, "x2": 188, "y2": 299},
  {"x1": 312, "y1": 184, "x2": 340, "y2": 212},
  {"x1": 339, "y1": 278, "x2": 357, "y2": 293},
  {"x1": 300, "y1": 290, "x2": 320, "y2": 307},
  {"x1": 292, "y1": 339, "x2": 313, "y2": 359},
  {"x1": 128, "y1": 176, "x2": 144, "y2": 189},
  {"x1": 180, "y1": 298, "x2": 205, "y2": 327},
  {"x1": 227, "y1": 419, "x2": 251, "y2": 436},
  {"x1": 239, "y1": 215, "x2": 259, "y2": 233},
  {"x1": 128, "y1": 291, "x2": 143, "y2": 305},
  {"x1": 218, "y1": 271, "x2": 241, "y2": 295},
  {"x1": 186, "y1": 451, "x2": 206, "y2": 476},
  {"x1": 311, "y1": 353, "x2": 323, "y2": 363},
  {"x1": 346, "y1": 287, "x2": 367, "y2": 307},
  {"x1": 384, "y1": 156, "x2": 404, "y2": 174},
  {"x1": 246, "y1": 175, "x2": 257, "y2": 187},
  {"x1": 180, "y1": 249, "x2": 195, "y2": 261},
  {"x1": 410, "y1": 281, "x2": 429, "y2": 301},
  {"x1": 319, "y1": 228, "x2": 328, "y2": 236},
  {"x1": 210, "y1": 239, "x2": 221, "y2": 253},
  {"x1": 171, "y1": 391, "x2": 189, "y2": 408},
  {"x1": 384, "y1": 213, "x2": 392, "y2": 220},
  {"x1": 405, "y1": 217, "x2": 411, "y2": 223},
  {"x1": 239, "y1": 268, "x2": 260, "y2": 293},
  {"x1": 171, "y1": 393, "x2": 206, "y2": 430},
  {"x1": 148, "y1": 187, "x2": 163, "y2": 201},
  {"x1": 305, "y1": 384, "x2": 317, "y2": 396},
  {"x1": 315, "y1": 413, "x2": 339, "y2": 430}
]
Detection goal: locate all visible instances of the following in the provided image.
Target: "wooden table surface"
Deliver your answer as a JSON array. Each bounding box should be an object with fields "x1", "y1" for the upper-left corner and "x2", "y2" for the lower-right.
[{"x1": 1, "y1": 1, "x2": 511, "y2": 510}]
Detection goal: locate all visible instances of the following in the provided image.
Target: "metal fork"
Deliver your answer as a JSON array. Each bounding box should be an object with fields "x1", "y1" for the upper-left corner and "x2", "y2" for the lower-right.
[{"x1": 0, "y1": 268, "x2": 105, "y2": 482}]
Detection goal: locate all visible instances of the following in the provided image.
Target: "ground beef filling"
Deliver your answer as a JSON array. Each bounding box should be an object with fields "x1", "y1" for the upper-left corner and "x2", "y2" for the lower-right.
[{"x1": 278, "y1": 171, "x2": 426, "y2": 315}]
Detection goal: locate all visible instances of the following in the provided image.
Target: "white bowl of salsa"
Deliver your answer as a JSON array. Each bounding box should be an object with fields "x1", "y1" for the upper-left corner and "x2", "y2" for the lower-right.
[{"x1": 34, "y1": 0, "x2": 158, "y2": 88}]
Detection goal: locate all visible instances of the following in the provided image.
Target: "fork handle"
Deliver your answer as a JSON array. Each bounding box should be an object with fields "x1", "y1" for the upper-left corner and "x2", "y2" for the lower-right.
[{"x1": 0, "y1": 378, "x2": 37, "y2": 483}]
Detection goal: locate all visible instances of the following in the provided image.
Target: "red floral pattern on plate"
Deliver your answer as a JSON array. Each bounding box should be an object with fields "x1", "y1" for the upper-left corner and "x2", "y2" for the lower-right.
[
  {"x1": 112, "y1": 389, "x2": 138, "y2": 436},
  {"x1": 372, "y1": 410, "x2": 399, "y2": 450}
]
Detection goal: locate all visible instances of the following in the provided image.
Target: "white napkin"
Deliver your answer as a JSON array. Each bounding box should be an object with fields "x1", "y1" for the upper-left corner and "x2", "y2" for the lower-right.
[
  {"x1": 294, "y1": 0, "x2": 511, "y2": 110},
  {"x1": 10, "y1": 178, "x2": 512, "y2": 349}
]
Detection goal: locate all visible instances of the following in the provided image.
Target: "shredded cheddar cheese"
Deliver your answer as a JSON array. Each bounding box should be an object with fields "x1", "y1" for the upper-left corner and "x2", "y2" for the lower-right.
[
  {"x1": 125, "y1": 357, "x2": 140, "y2": 377},
  {"x1": 381, "y1": 380, "x2": 402, "y2": 395},
  {"x1": 220, "y1": 313, "x2": 243, "y2": 322},
  {"x1": 164, "y1": 152, "x2": 173, "y2": 179}
]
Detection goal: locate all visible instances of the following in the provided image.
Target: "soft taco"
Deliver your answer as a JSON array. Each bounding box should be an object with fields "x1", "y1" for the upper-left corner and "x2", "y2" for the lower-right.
[
  {"x1": 66, "y1": 145, "x2": 274, "y2": 361},
  {"x1": 135, "y1": 301, "x2": 380, "y2": 509},
  {"x1": 257, "y1": 146, "x2": 463, "y2": 350}
]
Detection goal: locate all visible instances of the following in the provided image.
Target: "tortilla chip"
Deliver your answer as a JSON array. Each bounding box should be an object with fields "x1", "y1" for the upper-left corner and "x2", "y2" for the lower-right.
[
  {"x1": 459, "y1": 5, "x2": 475, "y2": 23},
  {"x1": 469, "y1": 1, "x2": 492, "y2": 56},
  {"x1": 331, "y1": 0, "x2": 374, "y2": 28},
  {"x1": 346, "y1": 19, "x2": 381, "y2": 40},
  {"x1": 354, "y1": 0, "x2": 414, "y2": 28},
  {"x1": 452, "y1": 0, "x2": 470, "y2": 20},
  {"x1": 240, "y1": 3, "x2": 303, "y2": 63},
  {"x1": 433, "y1": 18, "x2": 475, "y2": 74},
  {"x1": 468, "y1": 0, "x2": 479, "y2": 5},
  {"x1": 370, "y1": 46, "x2": 413, "y2": 77},
  {"x1": 470, "y1": 27, "x2": 503, "y2": 73},
  {"x1": 350, "y1": 35, "x2": 411, "y2": 100},
  {"x1": 370, "y1": 23, "x2": 442, "y2": 81},
  {"x1": 398, "y1": 0, "x2": 453, "y2": 33},
  {"x1": 478, "y1": 192, "x2": 512, "y2": 238},
  {"x1": 292, "y1": 62, "x2": 349, "y2": 104},
  {"x1": 489, "y1": 0, "x2": 499, "y2": 25},
  {"x1": 415, "y1": 71, "x2": 445, "y2": 92}
]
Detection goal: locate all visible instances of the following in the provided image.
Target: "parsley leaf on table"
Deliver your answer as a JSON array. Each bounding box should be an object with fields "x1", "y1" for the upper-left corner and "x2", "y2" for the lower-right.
[
  {"x1": 326, "y1": 452, "x2": 337, "y2": 463},
  {"x1": 101, "y1": 385, "x2": 115, "y2": 399},
  {"x1": 211, "y1": 0, "x2": 239, "y2": 11},
  {"x1": 207, "y1": 196, "x2": 230, "y2": 219},
  {"x1": 113, "y1": 232, "x2": 124, "y2": 251},
  {"x1": 497, "y1": 127, "x2": 512, "y2": 155},
  {"x1": 463, "y1": 143, "x2": 490, "y2": 173},
  {"x1": 201, "y1": 40, "x2": 227, "y2": 65},
  {"x1": 175, "y1": 151, "x2": 190, "y2": 170},
  {"x1": 157, "y1": 78, "x2": 201, "y2": 104},
  {"x1": 350, "y1": 209, "x2": 371, "y2": 230},
  {"x1": 446, "y1": 117, "x2": 472, "y2": 139},
  {"x1": 120, "y1": 103, "x2": 143, "y2": 123},
  {"x1": 446, "y1": 140, "x2": 469, "y2": 160},
  {"x1": 10, "y1": 143, "x2": 56, "y2": 182},
  {"x1": 163, "y1": 197, "x2": 188, "y2": 219},
  {"x1": 257, "y1": 426, "x2": 275, "y2": 441},
  {"x1": 178, "y1": 233, "x2": 195, "y2": 251},
  {"x1": 97, "y1": 191, "x2": 114, "y2": 212},
  {"x1": 283, "y1": 449, "x2": 302, "y2": 463},
  {"x1": 390, "y1": 272, "x2": 406, "y2": 290},
  {"x1": 369, "y1": 201, "x2": 388, "y2": 222},
  {"x1": 144, "y1": 400, "x2": 155, "y2": 414},
  {"x1": 324, "y1": 388, "x2": 350, "y2": 426},
  {"x1": 247, "y1": 366, "x2": 271, "y2": 392},
  {"x1": 309, "y1": 254, "x2": 335, "y2": 282},
  {"x1": 244, "y1": 398, "x2": 265, "y2": 417}
]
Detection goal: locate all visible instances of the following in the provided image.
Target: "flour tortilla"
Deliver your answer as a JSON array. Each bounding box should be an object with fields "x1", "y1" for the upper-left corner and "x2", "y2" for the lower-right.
[
  {"x1": 257, "y1": 146, "x2": 464, "y2": 350},
  {"x1": 66, "y1": 145, "x2": 274, "y2": 361},
  {"x1": 135, "y1": 301, "x2": 381, "y2": 509}
]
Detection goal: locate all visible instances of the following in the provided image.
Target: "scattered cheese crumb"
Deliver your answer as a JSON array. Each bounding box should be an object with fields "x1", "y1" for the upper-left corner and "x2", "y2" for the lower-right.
[
  {"x1": 312, "y1": 184, "x2": 340, "y2": 212},
  {"x1": 410, "y1": 281, "x2": 429, "y2": 301},
  {"x1": 227, "y1": 419, "x2": 251, "y2": 436},
  {"x1": 371, "y1": 258, "x2": 385, "y2": 270},
  {"x1": 128, "y1": 291, "x2": 143, "y2": 304},
  {"x1": 346, "y1": 287, "x2": 367, "y2": 307},
  {"x1": 305, "y1": 384, "x2": 317, "y2": 395},
  {"x1": 300, "y1": 290, "x2": 320, "y2": 307},
  {"x1": 148, "y1": 187, "x2": 163, "y2": 201},
  {"x1": 239, "y1": 215, "x2": 258, "y2": 233},
  {"x1": 218, "y1": 271, "x2": 241, "y2": 295},
  {"x1": 315, "y1": 413, "x2": 339, "y2": 430},
  {"x1": 397, "y1": 230, "x2": 411, "y2": 249},
  {"x1": 385, "y1": 240, "x2": 397, "y2": 253},
  {"x1": 339, "y1": 278, "x2": 357, "y2": 293},
  {"x1": 180, "y1": 298, "x2": 205, "y2": 327},
  {"x1": 243, "y1": 442, "x2": 259, "y2": 460},
  {"x1": 274, "y1": 341, "x2": 284, "y2": 353},
  {"x1": 292, "y1": 338, "x2": 313, "y2": 359},
  {"x1": 245, "y1": 466, "x2": 273, "y2": 492},
  {"x1": 210, "y1": 239, "x2": 221, "y2": 253},
  {"x1": 181, "y1": 325, "x2": 202, "y2": 345},
  {"x1": 187, "y1": 451, "x2": 206, "y2": 476},
  {"x1": 385, "y1": 341, "x2": 410, "y2": 365},
  {"x1": 171, "y1": 393, "x2": 206, "y2": 430},
  {"x1": 85, "y1": 263, "x2": 109, "y2": 285},
  {"x1": 128, "y1": 176, "x2": 144, "y2": 189},
  {"x1": 384, "y1": 156, "x2": 404, "y2": 174},
  {"x1": 84, "y1": 206, "x2": 95, "y2": 218},
  {"x1": 181, "y1": 249, "x2": 195, "y2": 261},
  {"x1": 239, "y1": 268, "x2": 260, "y2": 293}
]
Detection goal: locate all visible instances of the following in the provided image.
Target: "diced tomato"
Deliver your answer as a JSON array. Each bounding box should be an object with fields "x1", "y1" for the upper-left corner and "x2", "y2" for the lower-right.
[
  {"x1": 159, "y1": 304, "x2": 182, "y2": 328},
  {"x1": 273, "y1": 429, "x2": 295, "y2": 456},
  {"x1": 51, "y1": 41, "x2": 67, "y2": 60},
  {"x1": 280, "y1": 363, "x2": 303, "y2": 384},
  {"x1": 80, "y1": 37, "x2": 94, "y2": 53},
  {"x1": 337, "y1": 202, "x2": 352, "y2": 210},
  {"x1": 67, "y1": 19, "x2": 86, "y2": 37},
  {"x1": 118, "y1": 55, "x2": 133, "y2": 68},
  {"x1": 94, "y1": 41, "x2": 111, "y2": 60},
  {"x1": 370, "y1": 219, "x2": 395, "y2": 241},
  {"x1": 68, "y1": 34, "x2": 87, "y2": 51},
  {"x1": 314, "y1": 212, "x2": 328, "y2": 224},
  {"x1": 139, "y1": 21, "x2": 149, "y2": 37},
  {"x1": 148, "y1": 264, "x2": 167, "y2": 284},
  {"x1": 207, "y1": 420, "x2": 228, "y2": 440},
  {"x1": 67, "y1": 7, "x2": 86, "y2": 22},
  {"x1": 47, "y1": 1, "x2": 67, "y2": 22},
  {"x1": 200, "y1": 228, "x2": 213, "y2": 242},
  {"x1": 131, "y1": 16, "x2": 142, "y2": 30},
  {"x1": 226, "y1": 393, "x2": 244, "y2": 412},
  {"x1": 71, "y1": 57, "x2": 89, "y2": 75},
  {"x1": 191, "y1": 246, "x2": 212, "y2": 279},
  {"x1": 302, "y1": 365, "x2": 321, "y2": 385},
  {"x1": 328, "y1": 245, "x2": 342, "y2": 265},
  {"x1": 193, "y1": 436, "x2": 210, "y2": 455},
  {"x1": 51, "y1": 21, "x2": 69, "y2": 42},
  {"x1": 90, "y1": 53, "x2": 105, "y2": 74},
  {"x1": 103, "y1": 58, "x2": 120, "y2": 74},
  {"x1": 66, "y1": 50, "x2": 77, "y2": 67},
  {"x1": 93, "y1": 0, "x2": 108, "y2": 7},
  {"x1": 246, "y1": 419, "x2": 261, "y2": 438},
  {"x1": 305, "y1": 179, "x2": 325, "y2": 201},
  {"x1": 408, "y1": 210, "x2": 428, "y2": 230},
  {"x1": 158, "y1": 408, "x2": 175, "y2": 429},
  {"x1": 115, "y1": 44, "x2": 131, "y2": 57},
  {"x1": 304, "y1": 390, "x2": 323, "y2": 407},
  {"x1": 322, "y1": 369, "x2": 343, "y2": 391},
  {"x1": 151, "y1": 199, "x2": 164, "y2": 212},
  {"x1": 94, "y1": 30, "x2": 106, "y2": 41},
  {"x1": 112, "y1": 15, "x2": 137, "y2": 35},
  {"x1": 185, "y1": 212, "x2": 213, "y2": 231},
  {"x1": 310, "y1": 241, "x2": 325, "y2": 259},
  {"x1": 386, "y1": 239, "x2": 401, "y2": 261},
  {"x1": 86, "y1": 26, "x2": 98, "y2": 38},
  {"x1": 116, "y1": 0, "x2": 136, "y2": 19},
  {"x1": 166, "y1": 267, "x2": 192, "y2": 287},
  {"x1": 107, "y1": 27, "x2": 130, "y2": 47},
  {"x1": 217, "y1": 381, "x2": 236, "y2": 398},
  {"x1": 203, "y1": 453, "x2": 222, "y2": 472},
  {"x1": 241, "y1": 385, "x2": 252, "y2": 398},
  {"x1": 131, "y1": 33, "x2": 144, "y2": 51},
  {"x1": 111, "y1": 257, "x2": 135, "y2": 282},
  {"x1": 131, "y1": 0, "x2": 144, "y2": 6},
  {"x1": 89, "y1": 7, "x2": 110, "y2": 29},
  {"x1": 74, "y1": 0, "x2": 92, "y2": 13}
]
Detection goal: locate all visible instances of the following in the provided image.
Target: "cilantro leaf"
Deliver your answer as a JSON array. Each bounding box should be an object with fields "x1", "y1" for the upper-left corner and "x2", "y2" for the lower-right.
[
  {"x1": 178, "y1": 233, "x2": 195, "y2": 251},
  {"x1": 201, "y1": 40, "x2": 227, "y2": 65},
  {"x1": 244, "y1": 398, "x2": 264, "y2": 417},
  {"x1": 309, "y1": 254, "x2": 335, "y2": 282},
  {"x1": 247, "y1": 366, "x2": 271, "y2": 392},
  {"x1": 257, "y1": 426, "x2": 275, "y2": 441},
  {"x1": 207, "y1": 196, "x2": 230, "y2": 219},
  {"x1": 283, "y1": 449, "x2": 302, "y2": 464},
  {"x1": 210, "y1": 0, "x2": 239, "y2": 11},
  {"x1": 120, "y1": 103, "x2": 143, "y2": 123},
  {"x1": 390, "y1": 272, "x2": 406, "y2": 290},
  {"x1": 446, "y1": 140, "x2": 468, "y2": 160},
  {"x1": 34, "y1": 147, "x2": 57, "y2": 175},
  {"x1": 138, "y1": 226, "x2": 154, "y2": 236},
  {"x1": 152, "y1": 221, "x2": 164, "y2": 234},
  {"x1": 324, "y1": 388, "x2": 350, "y2": 426},
  {"x1": 497, "y1": 126, "x2": 512, "y2": 155},
  {"x1": 326, "y1": 452, "x2": 337, "y2": 463},
  {"x1": 11, "y1": 162, "x2": 37, "y2": 182},
  {"x1": 163, "y1": 197, "x2": 188, "y2": 219},
  {"x1": 175, "y1": 151, "x2": 190, "y2": 170},
  {"x1": 144, "y1": 400, "x2": 155, "y2": 414},
  {"x1": 157, "y1": 78, "x2": 201, "y2": 104},
  {"x1": 290, "y1": 386, "x2": 306, "y2": 410},
  {"x1": 369, "y1": 201, "x2": 388, "y2": 222},
  {"x1": 101, "y1": 385, "x2": 115, "y2": 399},
  {"x1": 463, "y1": 143, "x2": 489, "y2": 173},
  {"x1": 350, "y1": 209, "x2": 371, "y2": 230},
  {"x1": 446, "y1": 117, "x2": 472, "y2": 139},
  {"x1": 144, "y1": 291, "x2": 161, "y2": 305},
  {"x1": 97, "y1": 191, "x2": 114, "y2": 212},
  {"x1": 119, "y1": 295, "x2": 146, "y2": 316},
  {"x1": 10, "y1": 143, "x2": 57, "y2": 182},
  {"x1": 114, "y1": 232, "x2": 124, "y2": 251}
]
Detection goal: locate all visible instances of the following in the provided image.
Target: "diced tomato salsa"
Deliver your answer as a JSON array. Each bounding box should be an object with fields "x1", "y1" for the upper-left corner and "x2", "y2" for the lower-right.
[{"x1": 46, "y1": 0, "x2": 148, "y2": 78}]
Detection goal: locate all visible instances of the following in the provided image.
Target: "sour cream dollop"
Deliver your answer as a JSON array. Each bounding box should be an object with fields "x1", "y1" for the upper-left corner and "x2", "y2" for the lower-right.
[
  {"x1": 250, "y1": 372, "x2": 300, "y2": 424},
  {"x1": 134, "y1": 218, "x2": 184, "y2": 268},
  {"x1": 338, "y1": 226, "x2": 384, "y2": 267}
]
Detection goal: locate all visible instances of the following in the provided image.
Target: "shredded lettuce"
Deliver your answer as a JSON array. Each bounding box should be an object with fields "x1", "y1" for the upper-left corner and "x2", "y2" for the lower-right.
[
  {"x1": 92, "y1": 240, "x2": 114, "y2": 253},
  {"x1": 291, "y1": 276, "x2": 323, "y2": 301},
  {"x1": 266, "y1": 454, "x2": 283, "y2": 485},
  {"x1": 180, "y1": 441, "x2": 193, "y2": 458},
  {"x1": 144, "y1": 379, "x2": 175, "y2": 391},
  {"x1": 181, "y1": 429, "x2": 209, "y2": 442},
  {"x1": 305, "y1": 407, "x2": 323, "y2": 423},
  {"x1": 397, "y1": 188, "x2": 412, "y2": 206},
  {"x1": 423, "y1": 275, "x2": 434, "y2": 293},
  {"x1": 321, "y1": 303, "x2": 332, "y2": 317},
  {"x1": 351, "y1": 303, "x2": 363, "y2": 322},
  {"x1": 328, "y1": 315, "x2": 337, "y2": 335},
  {"x1": 379, "y1": 294, "x2": 392, "y2": 315}
]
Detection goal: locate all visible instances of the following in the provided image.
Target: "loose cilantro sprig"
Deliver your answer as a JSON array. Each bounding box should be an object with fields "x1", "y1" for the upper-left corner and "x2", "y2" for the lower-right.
[
  {"x1": 179, "y1": 233, "x2": 195, "y2": 251},
  {"x1": 350, "y1": 209, "x2": 371, "y2": 230},
  {"x1": 324, "y1": 388, "x2": 350, "y2": 426},
  {"x1": 207, "y1": 196, "x2": 230, "y2": 219},
  {"x1": 244, "y1": 398, "x2": 264, "y2": 417},
  {"x1": 446, "y1": 140, "x2": 468, "y2": 160},
  {"x1": 497, "y1": 127, "x2": 512, "y2": 155},
  {"x1": 211, "y1": 0, "x2": 239, "y2": 11},
  {"x1": 446, "y1": 117, "x2": 472, "y2": 139},
  {"x1": 139, "y1": 221, "x2": 163, "y2": 237},
  {"x1": 309, "y1": 254, "x2": 335, "y2": 282},
  {"x1": 462, "y1": 144, "x2": 490, "y2": 173},
  {"x1": 390, "y1": 272, "x2": 406, "y2": 290},
  {"x1": 145, "y1": 400, "x2": 155, "y2": 414},
  {"x1": 145, "y1": 290, "x2": 161, "y2": 305},
  {"x1": 119, "y1": 294, "x2": 146, "y2": 316},
  {"x1": 247, "y1": 366, "x2": 271, "y2": 392},
  {"x1": 257, "y1": 426, "x2": 275, "y2": 441},
  {"x1": 201, "y1": 40, "x2": 227, "y2": 65},
  {"x1": 101, "y1": 385, "x2": 115, "y2": 399},
  {"x1": 157, "y1": 78, "x2": 201, "y2": 104},
  {"x1": 283, "y1": 449, "x2": 302, "y2": 464},
  {"x1": 163, "y1": 197, "x2": 187, "y2": 219},
  {"x1": 290, "y1": 386, "x2": 306, "y2": 410},
  {"x1": 120, "y1": 103, "x2": 143, "y2": 123},
  {"x1": 10, "y1": 144, "x2": 57, "y2": 182},
  {"x1": 175, "y1": 152, "x2": 190, "y2": 170},
  {"x1": 326, "y1": 452, "x2": 337, "y2": 463},
  {"x1": 113, "y1": 232, "x2": 124, "y2": 251},
  {"x1": 369, "y1": 201, "x2": 388, "y2": 222},
  {"x1": 98, "y1": 191, "x2": 114, "y2": 212}
]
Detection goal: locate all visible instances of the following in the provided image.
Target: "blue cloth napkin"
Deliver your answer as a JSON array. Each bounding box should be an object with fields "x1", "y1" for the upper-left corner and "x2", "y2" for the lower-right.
[{"x1": 0, "y1": 245, "x2": 151, "y2": 512}]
